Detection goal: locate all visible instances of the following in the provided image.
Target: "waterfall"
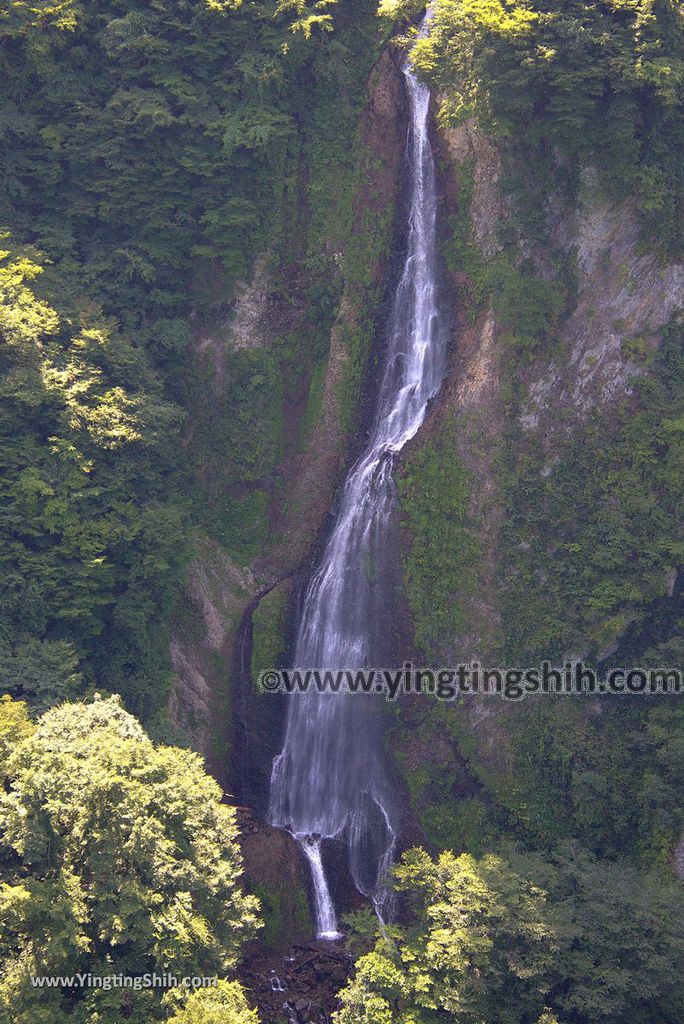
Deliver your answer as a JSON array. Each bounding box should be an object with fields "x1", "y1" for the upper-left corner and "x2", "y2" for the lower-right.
[{"x1": 268, "y1": 35, "x2": 449, "y2": 939}]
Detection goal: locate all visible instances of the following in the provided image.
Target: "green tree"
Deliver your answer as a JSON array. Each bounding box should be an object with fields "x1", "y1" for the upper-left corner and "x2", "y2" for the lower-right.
[
  {"x1": 336, "y1": 845, "x2": 684, "y2": 1024},
  {"x1": 0, "y1": 695, "x2": 260, "y2": 1024},
  {"x1": 336, "y1": 848, "x2": 558, "y2": 1024},
  {"x1": 384, "y1": 0, "x2": 684, "y2": 251},
  {"x1": 0, "y1": 693, "x2": 33, "y2": 775},
  {"x1": 0, "y1": 0, "x2": 381, "y2": 722},
  {"x1": 167, "y1": 981, "x2": 259, "y2": 1024},
  {"x1": 542, "y1": 846, "x2": 684, "y2": 1024},
  {"x1": 0, "y1": 241, "x2": 188, "y2": 717}
]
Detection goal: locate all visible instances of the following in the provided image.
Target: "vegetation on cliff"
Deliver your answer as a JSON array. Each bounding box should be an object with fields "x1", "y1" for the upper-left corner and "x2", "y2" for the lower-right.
[
  {"x1": 1, "y1": 0, "x2": 683, "y2": 1020},
  {"x1": 383, "y1": 0, "x2": 684, "y2": 252},
  {"x1": 389, "y1": 11, "x2": 683, "y2": 1023},
  {"x1": 499, "y1": 317, "x2": 683, "y2": 661},
  {"x1": 0, "y1": 241, "x2": 187, "y2": 721},
  {"x1": 0, "y1": 694, "x2": 259, "y2": 1023},
  {"x1": 337, "y1": 845, "x2": 684, "y2": 1024},
  {"x1": 398, "y1": 415, "x2": 478, "y2": 658},
  {"x1": 0, "y1": 0, "x2": 386, "y2": 724}
]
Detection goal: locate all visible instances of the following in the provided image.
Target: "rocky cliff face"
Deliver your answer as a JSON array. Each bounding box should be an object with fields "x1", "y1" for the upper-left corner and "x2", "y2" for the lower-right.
[
  {"x1": 418, "y1": 115, "x2": 684, "y2": 663},
  {"x1": 167, "y1": 45, "x2": 409, "y2": 945},
  {"x1": 169, "y1": 37, "x2": 682, "y2": 923},
  {"x1": 392, "y1": 104, "x2": 683, "y2": 865},
  {"x1": 525, "y1": 166, "x2": 683, "y2": 422},
  {"x1": 168, "y1": 48, "x2": 407, "y2": 785}
]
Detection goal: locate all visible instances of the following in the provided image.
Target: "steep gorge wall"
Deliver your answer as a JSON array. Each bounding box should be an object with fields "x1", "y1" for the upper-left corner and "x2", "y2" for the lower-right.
[
  {"x1": 168, "y1": 28, "x2": 683, "y2": 906},
  {"x1": 169, "y1": 47, "x2": 406, "y2": 785},
  {"x1": 393, "y1": 110, "x2": 683, "y2": 863},
  {"x1": 167, "y1": 44, "x2": 408, "y2": 945},
  {"x1": 426, "y1": 119, "x2": 683, "y2": 661}
]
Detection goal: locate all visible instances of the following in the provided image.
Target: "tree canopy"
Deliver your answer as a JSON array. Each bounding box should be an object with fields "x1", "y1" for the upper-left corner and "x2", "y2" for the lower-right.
[
  {"x1": 336, "y1": 845, "x2": 684, "y2": 1024},
  {"x1": 0, "y1": 241, "x2": 187, "y2": 718},
  {"x1": 383, "y1": 0, "x2": 684, "y2": 251},
  {"x1": 0, "y1": 0, "x2": 378, "y2": 722},
  {"x1": 0, "y1": 694, "x2": 260, "y2": 1024}
]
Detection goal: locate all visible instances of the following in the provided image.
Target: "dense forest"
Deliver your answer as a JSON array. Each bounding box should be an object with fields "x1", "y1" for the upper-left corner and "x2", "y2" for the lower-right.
[{"x1": 1, "y1": 0, "x2": 683, "y2": 1021}]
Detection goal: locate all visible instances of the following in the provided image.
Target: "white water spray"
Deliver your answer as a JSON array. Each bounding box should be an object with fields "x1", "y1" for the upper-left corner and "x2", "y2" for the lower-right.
[
  {"x1": 299, "y1": 837, "x2": 342, "y2": 940},
  {"x1": 269, "y1": 32, "x2": 448, "y2": 938}
]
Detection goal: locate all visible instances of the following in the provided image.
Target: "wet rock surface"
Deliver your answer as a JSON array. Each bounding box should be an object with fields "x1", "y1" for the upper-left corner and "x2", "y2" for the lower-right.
[
  {"x1": 169, "y1": 45, "x2": 408, "y2": 792},
  {"x1": 237, "y1": 811, "x2": 312, "y2": 953},
  {"x1": 241, "y1": 940, "x2": 353, "y2": 1024},
  {"x1": 238, "y1": 811, "x2": 369, "y2": 955}
]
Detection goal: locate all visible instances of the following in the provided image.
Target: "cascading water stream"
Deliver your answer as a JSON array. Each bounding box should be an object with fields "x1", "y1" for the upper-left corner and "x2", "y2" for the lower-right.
[{"x1": 268, "y1": 32, "x2": 449, "y2": 939}]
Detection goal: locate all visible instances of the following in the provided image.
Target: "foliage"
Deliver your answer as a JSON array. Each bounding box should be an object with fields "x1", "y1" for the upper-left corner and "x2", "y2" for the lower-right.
[
  {"x1": 337, "y1": 845, "x2": 684, "y2": 1024},
  {"x1": 390, "y1": 12, "x2": 683, "y2": 885},
  {"x1": 0, "y1": 694, "x2": 33, "y2": 775},
  {"x1": 0, "y1": 0, "x2": 386, "y2": 721},
  {"x1": 439, "y1": 158, "x2": 485, "y2": 288},
  {"x1": 336, "y1": 847, "x2": 559, "y2": 1024},
  {"x1": 0, "y1": 0, "x2": 78, "y2": 34},
  {"x1": 419, "y1": 795, "x2": 497, "y2": 855},
  {"x1": 398, "y1": 415, "x2": 478, "y2": 659},
  {"x1": 0, "y1": 694, "x2": 260, "y2": 1024},
  {"x1": 276, "y1": 0, "x2": 338, "y2": 38},
  {"x1": 166, "y1": 981, "x2": 259, "y2": 1024},
  {"x1": 402, "y1": 667, "x2": 684, "y2": 875},
  {"x1": 165, "y1": 0, "x2": 389, "y2": 557},
  {"x1": 249, "y1": 878, "x2": 310, "y2": 952},
  {"x1": 0, "y1": 0, "x2": 310, "y2": 319},
  {"x1": 0, "y1": 243, "x2": 188, "y2": 718},
  {"x1": 388, "y1": 0, "x2": 684, "y2": 252},
  {"x1": 340, "y1": 905, "x2": 383, "y2": 958},
  {"x1": 250, "y1": 583, "x2": 290, "y2": 681},
  {"x1": 195, "y1": 349, "x2": 284, "y2": 491},
  {"x1": 485, "y1": 257, "x2": 565, "y2": 355},
  {"x1": 299, "y1": 357, "x2": 328, "y2": 444},
  {"x1": 499, "y1": 317, "x2": 683, "y2": 661},
  {"x1": 441, "y1": 155, "x2": 570, "y2": 355}
]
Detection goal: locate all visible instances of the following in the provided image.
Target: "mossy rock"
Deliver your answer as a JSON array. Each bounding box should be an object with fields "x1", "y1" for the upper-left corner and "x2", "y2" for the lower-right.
[
  {"x1": 241, "y1": 822, "x2": 312, "y2": 952},
  {"x1": 251, "y1": 581, "x2": 291, "y2": 681}
]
